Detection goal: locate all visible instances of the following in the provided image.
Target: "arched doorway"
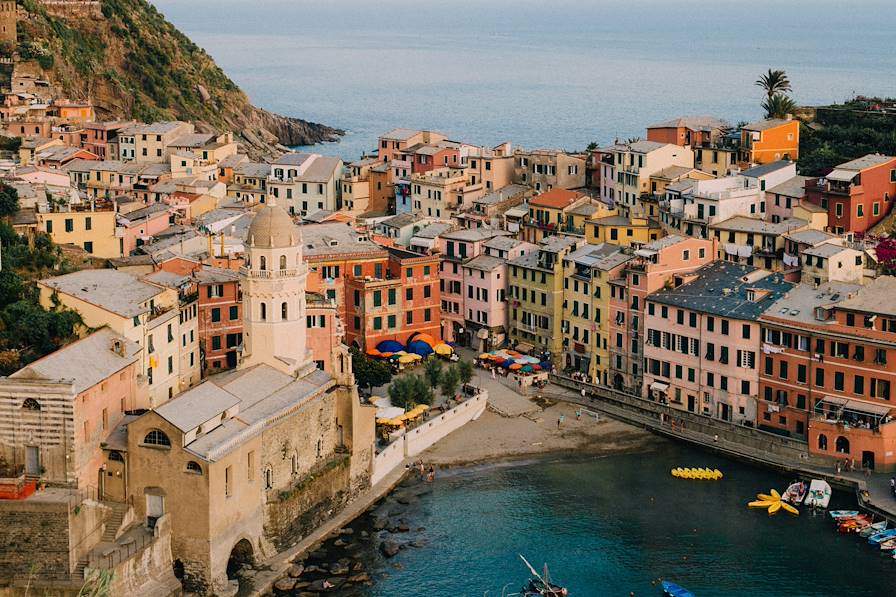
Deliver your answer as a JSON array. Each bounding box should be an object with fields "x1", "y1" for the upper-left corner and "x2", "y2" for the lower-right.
[
  {"x1": 612, "y1": 373, "x2": 624, "y2": 391},
  {"x1": 227, "y1": 538, "x2": 254, "y2": 579},
  {"x1": 101, "y1": 450, "x2": 126, "y2": 502},
  {"x1": 835, "y1": 436, "x2": 850, "y2": 454},
  {"x1": 862, "y1": 451, "x2": 875, "y2": 471},
  {"x1": 817, "y1": 434, "x2": 828, "y2": 451}
]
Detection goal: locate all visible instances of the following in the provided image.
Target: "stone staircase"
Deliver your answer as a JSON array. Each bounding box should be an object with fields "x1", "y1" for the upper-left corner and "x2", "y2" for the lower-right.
[
  {"x1": 73, "y1": 559, "x2": 88, "y2": 580},
  {"x1": 101, "y1": 502, "x2": 128, "y2": 543}
]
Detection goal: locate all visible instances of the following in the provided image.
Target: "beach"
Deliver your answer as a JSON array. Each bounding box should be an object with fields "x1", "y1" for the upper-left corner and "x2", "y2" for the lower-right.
[{"x1": 422, "y1": 398, "x2": 660, "y2": 467}]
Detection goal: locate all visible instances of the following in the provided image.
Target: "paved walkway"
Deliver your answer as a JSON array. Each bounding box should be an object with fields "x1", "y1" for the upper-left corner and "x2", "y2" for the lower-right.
[{"x1": 244, "y1": 463, "x2": 409, "y2": 597}]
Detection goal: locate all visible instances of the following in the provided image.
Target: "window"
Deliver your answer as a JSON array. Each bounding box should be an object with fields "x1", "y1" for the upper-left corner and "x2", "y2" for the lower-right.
[
  {"x1": 211, "y1": 307, "x2": 221, "y2": 322},
  {"x1": 260, "y1": 303, "x2": 267, "y2": 321},
  {"x1": 186, "y1": 461, "x2": 202, "y2": 475},
  {"x1": 281, "y1": 302, "x2": 288, "y2": 320},
  {"x1": 85, "y1": 216, "x2": 92, "y2": 231},
  {"x1": 229, "y1": 306, "x2": 239, "y2": 320},
  {"x1": 424, "y1": 285, "x2": 432, "y2": 298},
  {"x1": 22, "y1": 398, "x2": 40, "y2": 410},
  {"x1": 373, "y1": 291, "x2": 382, "y2": 307},
  {"x1": 84, "y1": 241, "x2": 93, "y2": 254},
  {"x1": 259, "y1": 256, "x2": 266, "y2": 270},
  {"x1": 247, "y1": 451, "x2": 255, "y2": 481},
  {"x1": 373, "y1": 316, "x2": 382, "y2": 330},
  {"x1": 387, "y1": 314, "x2": 396, "y2": 328},
  {"x1": 212, "y1": 336, "x2": 222, "y2": 350},
  {"x1": 815, "y1": 368, "x2": 825, "y2": 387},
  {"x1": 143, "y1": 430, "x2": 170, "y2": 447},
  {"x1": 721, "y1": 319, "x2": 729, "y2": 335},
  {"x1": 797, "y1": 364, "x2": 807, "y2": 384},
  {"x1": 706, "y1": 316, "x2": 715, "y2": 332},
  {"x1": 742, "y1": 324, "x2": 750, "y2": 339},
  {"x1": 65, "y1": 218, "x2": 74, "y2": 232},
  {"x1": 854, "y1": 375, "x2": 864, "y2": 395},
  {"x1": 225, "y1": 465, "x2": 233, "y2": 496},
  {"x1": 834, "y1": 371, "x2": 845, "y2": 392}
]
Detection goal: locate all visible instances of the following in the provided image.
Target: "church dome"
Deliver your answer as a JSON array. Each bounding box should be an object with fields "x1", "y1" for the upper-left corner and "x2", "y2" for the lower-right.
[{"x1": 247, "y1": 200, "x2": 299, "y2": 249}]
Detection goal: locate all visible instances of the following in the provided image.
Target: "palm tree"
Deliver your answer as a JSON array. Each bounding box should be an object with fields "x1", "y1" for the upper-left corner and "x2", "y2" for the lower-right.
[
  {"x1": 762, "y1": 93, "x2": 797, "y2": 119},
  {"x1": 755, "y1": 69, "x2": 792, "y2": 100}
]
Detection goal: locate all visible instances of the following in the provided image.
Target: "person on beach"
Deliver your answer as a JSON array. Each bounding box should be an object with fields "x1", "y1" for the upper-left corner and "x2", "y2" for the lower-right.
[
  {"x1": 427, "y1": 465, "x2": 435, "y2": 482},
  {"x1": 576, "y1": 409, "x2": 581, "y2": 421}
]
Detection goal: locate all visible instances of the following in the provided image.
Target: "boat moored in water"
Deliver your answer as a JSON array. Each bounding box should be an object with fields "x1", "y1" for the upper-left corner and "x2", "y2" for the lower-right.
[
  {"x1": 859, "y1": 521, "x2": 887, "y2": 537},
  {"x1": 804, "y1": 480, "x2": 832, "y2": 508},
  {"x1": 868, "y1": 529, "x2": 896, "y2": 545},
  {"x1": 518, "y1": 555, "x2": 568, "y2": 596},
  {"x1": 781, "y1": 481, "x2": 808, "y2": 504},
  {"x1": 828, "y1": 510, "x2": 860, "y2": 519},
  {"x1": 661, "y1": 580, "x2": 695, "y2": 597}
]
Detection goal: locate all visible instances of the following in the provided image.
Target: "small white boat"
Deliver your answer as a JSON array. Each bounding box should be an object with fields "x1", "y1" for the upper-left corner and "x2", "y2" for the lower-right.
[
  {"x1": 805, "y1": 480, "x2": 832, "y2": 508},
  {"x1": 879, "y1": 538, "x2": 896, "y2": 551},
  {"x1": 782, "y1": 481, "x2": 808, "y2": 504},
  {"x1": 860, "y1": 521, "x2": 887, "y2": 537}
]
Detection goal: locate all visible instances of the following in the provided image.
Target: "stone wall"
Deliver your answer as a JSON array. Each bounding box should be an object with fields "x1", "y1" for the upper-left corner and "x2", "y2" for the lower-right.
[
  {"x1": 371, "y1": 392, "x2": 488, "y2": 486},
  {"x1": 101, "y1": 514, "x2": 182, "y2": 597},
  {"x1": 0, "y1": 498, "x2": 70, "y2": 578},
  {"x1": 263, "y1": 454, "x2": 352, "y2": 552}
]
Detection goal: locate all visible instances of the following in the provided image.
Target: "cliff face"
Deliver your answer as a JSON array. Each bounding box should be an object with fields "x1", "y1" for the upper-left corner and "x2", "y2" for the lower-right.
[{"x1": 14, "y1": 0, "x2": 342, "y2": 159}]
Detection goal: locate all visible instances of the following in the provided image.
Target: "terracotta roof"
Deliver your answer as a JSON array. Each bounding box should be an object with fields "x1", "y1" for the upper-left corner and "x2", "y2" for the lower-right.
[{"x1": 529, "y1": 189, "x2": 585, "y2": 210}]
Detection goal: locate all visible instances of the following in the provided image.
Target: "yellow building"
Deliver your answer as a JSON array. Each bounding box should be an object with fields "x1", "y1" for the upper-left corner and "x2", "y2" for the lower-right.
[
  {"x1": 586, "y1": 215, "x2": 662, "y2": 247},
  {"x1": 562, "y1": 244, "x2": 633, "y2": 383},
  {"x1": 708, "y1": 215, "x2": 812, "y2": 271},
  {"x1": 612, "y1": 141, "x2": 694, "y2": 213},
  {"x1": 507, "y1": 235, "x2": 582, "y2": 360},
  {"x1": 38, "y1": 269, "x2": 201, "y2": 408},
  {"x1": 37, "y1": 208, "x2": 122, "y2": 257},
  {"x1": 410, "y1": 167, "x2": 475, "y2": 219}
]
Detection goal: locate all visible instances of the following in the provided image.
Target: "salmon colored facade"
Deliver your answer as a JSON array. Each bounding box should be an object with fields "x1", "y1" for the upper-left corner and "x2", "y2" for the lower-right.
[
  {"x1": 804, "y1": 154, "x2": 896, "y2": 234},
  {"x1": 759, "y1": 278, "x2": 896, "y2": 471}
]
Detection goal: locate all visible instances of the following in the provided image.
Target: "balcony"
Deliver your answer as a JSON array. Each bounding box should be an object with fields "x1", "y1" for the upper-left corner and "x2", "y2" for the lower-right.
[{"x1": 239, "y1": 267, "x2": 304, "y2": 278}]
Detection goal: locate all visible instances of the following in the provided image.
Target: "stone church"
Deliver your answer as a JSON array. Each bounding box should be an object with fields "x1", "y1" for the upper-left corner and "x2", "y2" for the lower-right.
[{"x1": 125, "y1": 200, "x2": 376, "y2": 593}]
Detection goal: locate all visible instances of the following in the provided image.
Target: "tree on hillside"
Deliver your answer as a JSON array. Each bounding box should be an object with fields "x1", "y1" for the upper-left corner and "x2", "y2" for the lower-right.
[
  {"x1": 762, "y1": 93, "x2": 797, "y2": 120},
  {"x1": 424, "y1": 358, "x2": 442, "y2": 390},
  {"x1": 457, "y1": 359, "x2": 474, "y2": 386},
  {"x1": 755, "y1": 69, "x2": 792, "y2": 100},
  {"x1": 0, "y1": 183, "x2": 19, "y2": 217},
  {"x1": 440, "y1": 366, "x2": 460, "y2": 398},
  {"x1": 388, "y1": 375, "x2": 433, "y2": 410},
  {"x1": 349, "y1": 347, "x2": 391, "y2": 392}
]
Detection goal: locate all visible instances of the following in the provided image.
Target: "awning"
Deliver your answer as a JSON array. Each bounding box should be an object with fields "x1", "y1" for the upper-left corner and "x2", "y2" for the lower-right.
[
  {"x1": 818, "y1": 396, "x2": 892, "y2": 417},
  {"x1": 515, "y1": 342, "x2": 534, "y2": 354},
  {"x1": 826, "y1": 169, "x2": 857, "y2": 182},
  {"x1": 650, "y1": 381, "x2": 669, "y2": 392}
]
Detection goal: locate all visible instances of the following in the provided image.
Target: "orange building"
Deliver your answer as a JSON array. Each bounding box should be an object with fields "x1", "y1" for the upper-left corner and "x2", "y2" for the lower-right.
[
  {"x1": 738, "y1": 119, "x2": 799, "y2": 166},
  {"x1": 646, "y1": 116, "x2": 727, "y2": 147},
  {"x1": 759, "y1": 278, "x2": 896, "y2": 472}
]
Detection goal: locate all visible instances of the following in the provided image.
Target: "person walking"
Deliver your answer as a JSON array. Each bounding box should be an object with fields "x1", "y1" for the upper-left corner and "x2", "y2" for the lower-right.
[
  {"x1": 890, "y1": 477, "x2": 895, "y2": 498},
  {"x1": 576, "y1": 409, "x2": 581, "y2": 421}
]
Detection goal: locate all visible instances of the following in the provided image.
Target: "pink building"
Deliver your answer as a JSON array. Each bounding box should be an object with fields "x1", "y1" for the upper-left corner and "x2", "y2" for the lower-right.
[
  {"x1": 642, "y1": 261, "x2": 793, "y2": 424},
  {"x1": 117, "y1": 203, "x2": 171, "y2": 255},
  {"x1": 437, "y1": 228, "x2": 513, "y2": 345},
  {"x1": 608, "y1": 235, "x2": 716, "y2": 392},
  {"x1": 306, "y1": 292, "x2": 343, "y2": 374}
]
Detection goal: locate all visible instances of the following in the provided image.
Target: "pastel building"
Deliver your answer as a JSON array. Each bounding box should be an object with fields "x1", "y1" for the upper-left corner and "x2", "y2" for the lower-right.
[
  {"x1": 758, "y1": 278, "x2": 896, "y2": 471},
  {"x1": 608, "y1": 236, "x2": 716, "y2": 392},
  {"x1": 804, "y1": 154, "x2": 896, "y2": 234},
  {"x1": 643, "y1": 261, "x2": 793, "y2": 423},
  {"x1": 610, "y1": 141, "x2": 694, "y2": 213},
  {"x1": 437, "y1": 228, "x2": 512, "y2": 344},
  {"x1": 513, "y1": 149, "x2": 586, "y2": 192}
]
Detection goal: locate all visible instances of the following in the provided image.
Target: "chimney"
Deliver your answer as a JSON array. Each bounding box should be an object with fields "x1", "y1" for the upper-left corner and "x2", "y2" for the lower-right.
[{"x1": 111, "y1": 338, "x2": 125, "y2": 357}]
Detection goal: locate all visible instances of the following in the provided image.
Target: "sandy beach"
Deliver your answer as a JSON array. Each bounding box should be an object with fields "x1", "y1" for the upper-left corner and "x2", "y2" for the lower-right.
[{"x1": 422, "y1": 396, "x2": 661, "y2": 466}]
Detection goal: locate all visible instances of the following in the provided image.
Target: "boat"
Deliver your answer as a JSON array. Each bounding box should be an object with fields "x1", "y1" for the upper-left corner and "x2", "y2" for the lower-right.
[
  {"x1": 878, "y1": 538, "x2": 896, "y2": 551},
  {"x1": 781, "y1": 481, "x2": 808, "y2": 504},
  {"x1": 804, "y1": 480, "x2": 832, "y2": 508},
  {"x1": 838, "y1": 515, "x2": 873, "y2": 533},
  {"x1": 859, "y1": 521, "x2": 887, "y2": 537},
  {"x1": 868, "y1": 529, "x2": 896, "y2": 545},
  {"x1": 661, "y1": 580, "x2": 695, "y2": 597},
  {"x1": 829, "y1": 510, "x2": 860, "y2": 520},
  {"x1": 519, "y1": 555, "x2": 568, "y2": 597}
]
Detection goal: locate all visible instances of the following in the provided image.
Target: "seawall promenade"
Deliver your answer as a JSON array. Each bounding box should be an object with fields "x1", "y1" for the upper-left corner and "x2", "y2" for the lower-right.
[{"x1": 548, "y1": 374, "x2": 896, "y2": 524}]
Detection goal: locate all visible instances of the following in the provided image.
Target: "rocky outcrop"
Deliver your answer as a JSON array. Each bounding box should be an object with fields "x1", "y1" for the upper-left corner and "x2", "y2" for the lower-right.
[{"x1": 14, "y1": 0, "x2": 343, "y2": 159}]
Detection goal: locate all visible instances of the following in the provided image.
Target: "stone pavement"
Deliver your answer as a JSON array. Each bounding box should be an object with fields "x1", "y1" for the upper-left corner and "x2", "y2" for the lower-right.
[{"x1": 455, "y1": 347, "x2": 541, "y2": 417}]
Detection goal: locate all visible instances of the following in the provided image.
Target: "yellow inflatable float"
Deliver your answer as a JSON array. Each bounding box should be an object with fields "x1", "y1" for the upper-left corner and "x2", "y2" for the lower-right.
[
  {"x1": 748, "y1": 488, "x2": 799, "y2": 516},
  {"x1": 671, "y1": 467, "x2": 723, "y2": 480}
]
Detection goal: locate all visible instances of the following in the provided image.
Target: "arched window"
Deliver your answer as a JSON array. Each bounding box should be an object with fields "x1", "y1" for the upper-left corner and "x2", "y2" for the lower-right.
[
  {"x1": 818, "y1": 434, "x2": 828, "y2": 451},
  {"x1": 281, "y1": 302, "x2": 288, "y2": 320},
  {"x1": 280, "y1": 255, "x2": 287, "y2": 270},
  {"x1": 264, "y1": 465, "x2": 273, "y2": 490},
  {"x1": 260, "y1": 303, "x2": 267, "y2": 321},
  {"x1": 22, "y1": 398, "x2": 40, "y2": 411},
  {"x1": 259, "y1": 256, "x2": 266, "y2": 271},
  {"x1": 108, "y1": 451, "x2": 124, "y2": 462},
  {"x1": 143, "y1": 429, "x2": 171, "y2": 447},
  {"x1": 835, "y1": 436, "x2": 850, "y2": 454},
  {"x1": 185, "y1": 461, "x2": 202, "y2": 475}
]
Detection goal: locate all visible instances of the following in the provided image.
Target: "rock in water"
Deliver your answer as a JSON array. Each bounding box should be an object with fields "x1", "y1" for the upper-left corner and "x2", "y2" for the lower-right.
[
  {"x1": 287, "y1": 564, "x2": 304, "y2": 578},
  {"x1": 380, "y1": 540, "x2": 400, "y2": 558}
]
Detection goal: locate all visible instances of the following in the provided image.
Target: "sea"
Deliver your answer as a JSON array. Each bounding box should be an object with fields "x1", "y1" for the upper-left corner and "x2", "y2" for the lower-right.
[
  {"x1": 356, "y1": 445, "x2": 896, "y2": 597},
  {"x1": 153, "y1": 0, "x2": 896, "y2": 162}
]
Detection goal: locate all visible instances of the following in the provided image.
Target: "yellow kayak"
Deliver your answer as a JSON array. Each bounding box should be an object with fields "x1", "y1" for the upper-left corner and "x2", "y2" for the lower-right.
[
  {"x1": 748, "y1": 500, "x2": 773, "y2": 509},
  {"x1": 780, "y1": 502, "x2": 800, "y2": 516},
  {"x1": 713, "y1": 469, "x2": 723, "y2": 479},
  {"x1": 672, "y1": 467, "x2": 724, "y2": 480},
  {"x1": 768, "y1": 501, "x2": 782, "y2": 516},
  {"x1": 770, "y1": 488, "x2": 781, "y2": 500},
  {"x1": 757, "y1": 493, "x2": 775, "y2": 501}
]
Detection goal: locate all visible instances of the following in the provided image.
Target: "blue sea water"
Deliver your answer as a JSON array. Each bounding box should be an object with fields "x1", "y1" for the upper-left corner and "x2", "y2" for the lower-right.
[
  {"x1": 359, "y1": 446, "x2": 896, "y2": 597},
  {"x1": 154, "y1": 0, "x2": 896, "y2": 162}
]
